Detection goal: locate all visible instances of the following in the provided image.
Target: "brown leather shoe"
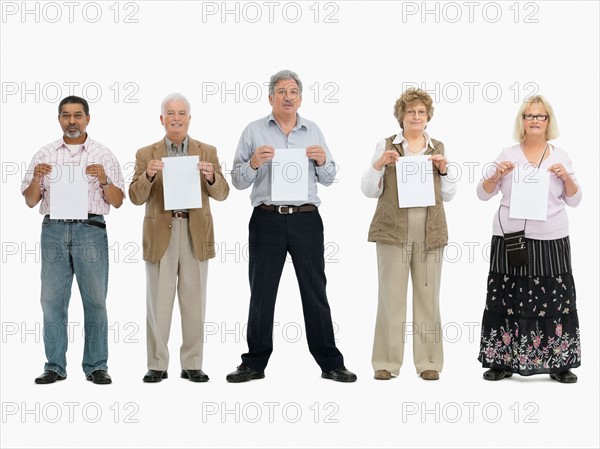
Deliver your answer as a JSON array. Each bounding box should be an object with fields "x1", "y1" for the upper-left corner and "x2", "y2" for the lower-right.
[
  {"x1": 374, "y1": 370, "x2": 392, "y2": 380},
  {"x1": 420, "y1": 370, "x2": 439, "y2": 380}
]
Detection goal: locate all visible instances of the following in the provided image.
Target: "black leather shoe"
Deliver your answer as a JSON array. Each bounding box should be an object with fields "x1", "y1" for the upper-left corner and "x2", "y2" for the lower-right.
[
  {"x1": 86, "y1": 370, "x2": 112, "y2": 384},
  {"x1": 321, "y1": 366, "x2": 357, "y2": 383},
  {"x1": 181, "y1": 369, "x2": 209, "y2": 382},
  {"x1": 34, "y1": 370, "x2": 66, "y2": 384},
  {"x1": 143, "y1": 370, "x2": 168, "y2": 383},
  {"x1": 550, "y1": 369, "x2": 578, "y2": 384},
  {"x1": 226, "y1": 365, "x2": 265, "y2": 383},
  {"x1": 483, "y1": 368, "x2": 513, "y2": 381}
]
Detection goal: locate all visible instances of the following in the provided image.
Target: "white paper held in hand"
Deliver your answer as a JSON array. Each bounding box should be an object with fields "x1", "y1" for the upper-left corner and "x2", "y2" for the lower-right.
[
  {"x1": 509, "y1": 167, "x2": 549, "y2": 221},
  {"x1": 162, "y1": 156, "x2": 203, "y2": 210},
  {"x1": 50, "y1": 163, "x2": 88, "y2": 219},
  {"x1": 395, "y1": 155, "x2": 435, "y2": 208},
  {"x1": 271, "y1": 148, "x2": 309, "y2": 202}
]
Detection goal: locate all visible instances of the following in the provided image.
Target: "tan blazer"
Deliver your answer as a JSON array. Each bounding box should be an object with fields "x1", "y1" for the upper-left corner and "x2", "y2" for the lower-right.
[{"x1": 129, "y1": 138, "x2": 229, "y2": 262}]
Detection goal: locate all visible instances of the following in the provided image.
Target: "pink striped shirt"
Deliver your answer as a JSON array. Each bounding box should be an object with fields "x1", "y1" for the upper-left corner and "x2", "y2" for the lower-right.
[{"x1": 21, "y1": 136, "x2": 125, "y2": 215}]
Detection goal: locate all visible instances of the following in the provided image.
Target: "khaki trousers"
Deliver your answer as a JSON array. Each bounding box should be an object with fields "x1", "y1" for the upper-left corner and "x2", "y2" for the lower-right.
[
  {"x1": 372, "y1": 208, "x2": 444, "y2": 375},
  {"x1": 146, "y1": 218, "x2": 208, "y2": 371}
]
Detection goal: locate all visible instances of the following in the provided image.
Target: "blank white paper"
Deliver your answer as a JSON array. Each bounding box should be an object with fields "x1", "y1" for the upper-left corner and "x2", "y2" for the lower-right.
[
  {"x1": 510, "y1": 168, "x2": 549, "y2": 221},
  {"x1": 271, "y1": 148, "x2": 309, "y2": 202},
  {"x1": 396, "y1": 156, "x2": 435, "y2": 208},
  {"x1": 162, "y1": 156, "x2": 202, "y2": 210},
  {"x1": 49, "y1": 163, "x2": 88, "y2": 219}
]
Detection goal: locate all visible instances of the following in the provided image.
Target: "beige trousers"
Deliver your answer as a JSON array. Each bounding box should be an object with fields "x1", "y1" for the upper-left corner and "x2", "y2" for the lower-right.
[
  {"x1": 145, "y1": 218, "x2": 208, "y2": 371},
  {"x1": 372, "y1": 208, "x2": 444, "y2": 375}
]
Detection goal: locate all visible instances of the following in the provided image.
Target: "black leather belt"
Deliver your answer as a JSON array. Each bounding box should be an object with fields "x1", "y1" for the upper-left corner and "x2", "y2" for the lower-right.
[
  {"x1": 172, "y1": 211, "x2": 189, "y2": 218},
  {"x1": 45, "y1": 214, "x2": 106, "y2": 229},
  {"x1": 259, "y1": 204, "x2": 317, "y2": 215}
]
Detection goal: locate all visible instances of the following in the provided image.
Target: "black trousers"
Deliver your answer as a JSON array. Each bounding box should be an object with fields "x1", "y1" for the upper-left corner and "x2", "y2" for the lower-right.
[{"x1": 241, "y1": 206, "x2": 344, "y2": 372}]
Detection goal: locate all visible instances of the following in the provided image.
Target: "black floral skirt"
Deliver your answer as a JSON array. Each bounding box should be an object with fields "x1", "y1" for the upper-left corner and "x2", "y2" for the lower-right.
[{"x1": 478, "y1": 236, "x2": 581, "y2": 375}]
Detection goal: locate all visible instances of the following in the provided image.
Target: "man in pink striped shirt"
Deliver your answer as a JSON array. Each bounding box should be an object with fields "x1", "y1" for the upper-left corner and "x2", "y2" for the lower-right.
[{"x1": 22, "y1": 96, "x2": 125, "y2": 385}]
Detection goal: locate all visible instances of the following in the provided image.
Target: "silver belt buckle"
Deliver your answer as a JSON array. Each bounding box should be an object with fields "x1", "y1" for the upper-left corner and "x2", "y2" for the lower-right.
[
  {"x1": 63, "y1": 219, "x2": 76, "y2": 223},
  {"x1": 277, "y1": 205, "x2": 291, "y2": 214}
]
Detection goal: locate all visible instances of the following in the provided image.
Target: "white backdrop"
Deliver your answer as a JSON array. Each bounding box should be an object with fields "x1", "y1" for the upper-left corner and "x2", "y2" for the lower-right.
[{"x1": 1, "y1": 1, "x2": 598, "y2": 448}]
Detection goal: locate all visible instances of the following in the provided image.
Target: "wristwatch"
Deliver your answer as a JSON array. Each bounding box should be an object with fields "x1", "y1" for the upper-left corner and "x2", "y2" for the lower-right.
[{"x1": 101, "y1": 177, "x2": 112, "y2": 187}]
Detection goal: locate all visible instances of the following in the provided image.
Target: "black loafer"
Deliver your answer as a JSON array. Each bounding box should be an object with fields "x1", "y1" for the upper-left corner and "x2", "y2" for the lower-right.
[
  {"x1": 35, "y1": 370, "x2": 66, "y2": 384},
  {"x1": 86, "y1": 370, "x2": 112, "y2": 384},
  {"x1": 321, "y1": 366, "x2": 357, "y2": 383},
  {"x1": 550, "y1": 369, "x2": 578, "y2": 384},
  {"x1": 181, "y1": 369, "x2": 209, "y2": 382},
  {"x1": 483, "y1": 368, "x2": 513, "y2": 381},
  {"x1": 87, "y1": 369, "x2": 112, "y2": 385},
  {"x1": 226, "y1": 365, "x2": 265, "y2": 383},
  {"x1": 143, "y1": 370, "x2": 168, "y2": 383}
]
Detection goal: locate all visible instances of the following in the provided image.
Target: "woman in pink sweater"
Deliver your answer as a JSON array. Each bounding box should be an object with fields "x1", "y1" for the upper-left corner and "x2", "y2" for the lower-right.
[{"x1": 476, "y1": 95, "x2": 582, "y2": 383}]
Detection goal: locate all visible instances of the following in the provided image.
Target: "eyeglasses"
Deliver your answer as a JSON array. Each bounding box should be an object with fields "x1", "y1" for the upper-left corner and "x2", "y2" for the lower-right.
[
  {"x1": 275, "y1": 88, "x2": 300, "y2": 100},
  {"x1": 523, "y1": 114, "x2": 548, "y2": 121},
  {"x1": 405, "y1": 110, "x2": 427, "y2": 117}
]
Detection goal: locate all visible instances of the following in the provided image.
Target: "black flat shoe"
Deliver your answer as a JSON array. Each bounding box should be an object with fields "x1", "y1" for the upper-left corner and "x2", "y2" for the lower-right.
[
  {"x1": 86, "y1": 370, "x2": 112, "y2": 384},
  {"x1": 181, "y1": 369, "x2": 209, "y2": 382},
  {"x1": 226, "y1": 365, "x2": 264, "y2": 383},
  {"x1": 483, "y1": 368, "x2": 513, "y2": 381},
  {"x1": 550, "y1": 369, "x2": 578, "y2": 384},
  {"x1": 143, "y1": 370, "x2": 168, "y2": 383},
  {"x1": 34, "y1": 370, "x2": 66, "y2": 384},
  {"x1": 321, "y1": 366, "x2": 357, "y2": 383}
]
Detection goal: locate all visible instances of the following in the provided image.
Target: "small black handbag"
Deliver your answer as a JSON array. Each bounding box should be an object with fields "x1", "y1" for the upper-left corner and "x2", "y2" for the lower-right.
[
  {"x1": 503, "y1": 228, "x2": 528, "y2": 267},
  {"x1": 498, "y1": 206, "x2": 528, "y2": 268}
]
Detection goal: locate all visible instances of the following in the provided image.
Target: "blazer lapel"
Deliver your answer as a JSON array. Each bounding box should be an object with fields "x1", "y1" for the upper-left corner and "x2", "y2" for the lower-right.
[
  {"x1": 188, "y1": 138, "x2": 201, "y2": 158},
  {"x1": 151, "y1": 140, "x2": 168, "y2": 182},
  {"x1": 152, "y1": 139, "x2": 168, "y2": 160}
]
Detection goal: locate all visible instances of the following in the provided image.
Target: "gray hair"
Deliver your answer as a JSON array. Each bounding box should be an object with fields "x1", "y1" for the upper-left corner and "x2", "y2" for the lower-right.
[
  {"x1": 268, "y1": 70, "x2": 303, "y2": 97},
  {"x1": 161, "y1": 93, "x2": 191, "y2": 115}
]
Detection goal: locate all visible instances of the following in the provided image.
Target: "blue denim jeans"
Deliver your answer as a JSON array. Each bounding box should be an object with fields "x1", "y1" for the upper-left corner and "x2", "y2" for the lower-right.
[{"x1": 40, "y1": 215, "x2": 109, "y2": 377}]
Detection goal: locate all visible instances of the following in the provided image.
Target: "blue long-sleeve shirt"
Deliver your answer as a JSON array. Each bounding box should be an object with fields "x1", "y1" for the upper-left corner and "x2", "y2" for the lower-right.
[{"x1": 231, "y1": 113, "x2": 337, "y2": 207}]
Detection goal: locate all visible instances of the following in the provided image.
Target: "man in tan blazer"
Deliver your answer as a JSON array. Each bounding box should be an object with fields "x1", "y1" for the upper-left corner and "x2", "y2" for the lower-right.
[{"x1": 129, "y1": 93, "x2": 229, "y2": 383}]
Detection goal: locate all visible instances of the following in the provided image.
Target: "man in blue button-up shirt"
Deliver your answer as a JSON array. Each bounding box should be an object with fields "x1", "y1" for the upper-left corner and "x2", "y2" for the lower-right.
[{"x1": 227, "y1": 70, "x2": 356, "y2": 383}]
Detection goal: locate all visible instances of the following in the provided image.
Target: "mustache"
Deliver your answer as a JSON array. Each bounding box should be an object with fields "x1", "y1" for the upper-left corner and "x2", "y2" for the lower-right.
[{"x1": 64, "y1": 129, "x2": 82, "y2": 138}]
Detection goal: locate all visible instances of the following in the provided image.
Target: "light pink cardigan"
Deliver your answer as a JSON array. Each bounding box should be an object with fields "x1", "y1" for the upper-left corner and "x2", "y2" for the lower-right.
[{"x1": 477, "y1": 144, "x2": 582, "y2": 240}]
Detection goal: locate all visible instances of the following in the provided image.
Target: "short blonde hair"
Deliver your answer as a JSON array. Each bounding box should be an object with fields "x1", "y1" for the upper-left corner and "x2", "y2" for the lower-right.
[
  {"x1": 513, "y1": 95, "x2": 559, "y2": 141},
  {"x1": 394, "y1": 88, "x2": 434, "y2": 129}
]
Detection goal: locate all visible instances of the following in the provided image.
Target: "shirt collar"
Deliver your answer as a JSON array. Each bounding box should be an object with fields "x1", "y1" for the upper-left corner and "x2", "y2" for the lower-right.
[
  {"x1": 393, "y1": 131, "x2": 435, "y2": 150},
  {"x1": 267, "y1": 112, "x2": 307, "y2": 131},
  {"x1": 59, "y1": 134, "x2": 91, "y2": 153},
  {"x1": 165, "y1": 135, "x2": 189, "y2": 151}
]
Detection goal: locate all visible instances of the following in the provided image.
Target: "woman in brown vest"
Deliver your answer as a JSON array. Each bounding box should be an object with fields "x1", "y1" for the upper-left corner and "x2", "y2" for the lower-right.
[{"x1": 361, "y1": 88, "x2": 457, "y2": 381}]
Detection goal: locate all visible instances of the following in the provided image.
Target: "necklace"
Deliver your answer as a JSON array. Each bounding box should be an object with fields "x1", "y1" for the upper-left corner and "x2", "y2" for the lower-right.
[{"x1": 522, "y1": 142, "x2": 549, "y2": 167}]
